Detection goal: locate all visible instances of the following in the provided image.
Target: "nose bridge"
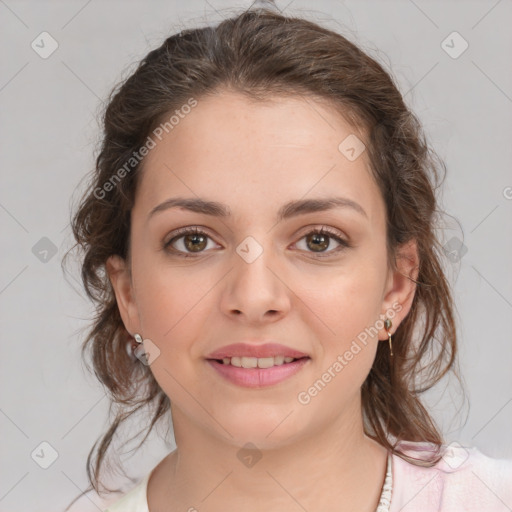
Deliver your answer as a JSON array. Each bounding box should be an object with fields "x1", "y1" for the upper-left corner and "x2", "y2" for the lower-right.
[
  {"x1": 221, "y1": 232, "x2": 290, "y2": 320},
  {"x1": 235, "y1": 233, "x2": 279, "y2": 294}
]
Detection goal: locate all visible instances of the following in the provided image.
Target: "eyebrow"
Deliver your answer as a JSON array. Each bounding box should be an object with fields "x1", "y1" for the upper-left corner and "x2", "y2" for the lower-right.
[{"x1": 148, "y1": 196, "x2": 368, "y2": 222}]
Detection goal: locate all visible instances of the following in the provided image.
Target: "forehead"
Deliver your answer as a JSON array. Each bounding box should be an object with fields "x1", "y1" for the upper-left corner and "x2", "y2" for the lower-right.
[{"x1": 135, "y1": 91, "x2": 383, "y2": 223}]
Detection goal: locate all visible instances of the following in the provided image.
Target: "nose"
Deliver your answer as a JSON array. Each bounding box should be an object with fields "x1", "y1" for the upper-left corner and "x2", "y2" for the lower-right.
[{"x1": 219, "y1": 242, "x2": 291, "y2": 325}]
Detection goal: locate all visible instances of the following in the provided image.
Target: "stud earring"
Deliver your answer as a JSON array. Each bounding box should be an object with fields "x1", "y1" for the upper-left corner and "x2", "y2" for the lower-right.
[
  {"x1": 130, "y1": 333, "x2": 145, "y2": 361},
  {"x1": 384, "y1": 318, "x2": 394, "y2": 357}
]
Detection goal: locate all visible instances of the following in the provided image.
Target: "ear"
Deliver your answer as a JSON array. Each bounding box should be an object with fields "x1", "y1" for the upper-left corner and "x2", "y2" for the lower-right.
[
  {"x1": 379, "y1": 239, "x2": 419, "y2": 339},
  {"x1": 106, "y1": 255, "x2": 141, "y2": 336}
]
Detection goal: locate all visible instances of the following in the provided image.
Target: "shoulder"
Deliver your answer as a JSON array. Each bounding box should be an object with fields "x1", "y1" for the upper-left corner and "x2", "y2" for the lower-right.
[
  {"x1": 102, "y1": 473, "x2": 150, "y2": 512},
  {"x1": 390, "y1": 440, "x2": 512, "y2": 512}
]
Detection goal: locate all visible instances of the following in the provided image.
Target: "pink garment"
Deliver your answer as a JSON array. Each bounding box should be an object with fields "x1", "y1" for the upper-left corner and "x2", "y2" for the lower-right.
[
  {"x1": 389, "y1": 440, "x2": 512, "y2": 511},
  {"x1": 103, "y1": 440, "x2": 512, "y2": 511}
]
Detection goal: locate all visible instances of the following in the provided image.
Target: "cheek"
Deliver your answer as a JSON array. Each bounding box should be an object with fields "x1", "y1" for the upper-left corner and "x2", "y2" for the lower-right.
[
  {"x1": 298, "y1": 262, "x2": 386, "y2": 395},
  {"x1": 131, "y1": 261, "x2": 211, "y2": 395},
  {"x1": 138, "y1": 281, "x2": 197, "y2": 333},
  {"x1": 131, "y1": 250, "x2": 218, "y2": 350},
  {"x1": 301, "y1": 260, "x2": 385, "y2": 340},
  {"x1": 303, "y1": 272, "x2": 384, "y2": 401}
]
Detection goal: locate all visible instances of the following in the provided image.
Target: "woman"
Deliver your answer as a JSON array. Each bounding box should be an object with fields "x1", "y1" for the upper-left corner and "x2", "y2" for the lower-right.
[{"x1": 65, "y1": 6, "x2": 512, "y2": 512}]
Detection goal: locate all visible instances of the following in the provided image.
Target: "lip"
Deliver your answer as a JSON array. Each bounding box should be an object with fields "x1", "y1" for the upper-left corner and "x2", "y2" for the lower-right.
[
  {"x1": 206, "y1": 342, "x2": 309, "y2": 360},
  {"x1": 207, "y1": 357, "x2": 310, "y2": 388}
]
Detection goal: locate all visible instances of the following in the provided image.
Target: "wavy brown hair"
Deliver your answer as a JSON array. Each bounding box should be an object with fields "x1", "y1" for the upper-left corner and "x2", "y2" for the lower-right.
[{"x1": 63, "y1": 5, "x2": 461, "y2": 508}]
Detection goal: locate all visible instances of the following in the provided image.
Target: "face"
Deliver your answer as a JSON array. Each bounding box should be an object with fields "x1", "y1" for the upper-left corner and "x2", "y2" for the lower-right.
[{"x1": 108, "y1": 90, "x2": 417, "y2": 449}]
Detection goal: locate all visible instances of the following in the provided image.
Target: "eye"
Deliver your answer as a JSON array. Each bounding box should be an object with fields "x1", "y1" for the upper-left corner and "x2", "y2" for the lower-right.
[
  {"x1": 294, "y1": 226, "x2": 351, "y2": 257},
  {"x1": 163, "y1": 226, "x2": 219, "y2": 257},
  {"x1": 162, "y1": 225, "x2": 351, "y2": 258}
]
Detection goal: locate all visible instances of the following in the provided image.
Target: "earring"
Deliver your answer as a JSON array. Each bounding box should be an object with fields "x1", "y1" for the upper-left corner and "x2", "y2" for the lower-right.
[
  {"x1": 384, "y1": 318, "x2": 394, "y2": 357},
  {"x1": 131, "y1": 333, "x2": 145, "y2": 361}
]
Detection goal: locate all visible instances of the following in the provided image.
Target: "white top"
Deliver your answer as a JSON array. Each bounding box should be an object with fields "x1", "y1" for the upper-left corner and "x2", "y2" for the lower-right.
[{"x1": 103, "y1": 441, "x2": 512, "y2": 512}]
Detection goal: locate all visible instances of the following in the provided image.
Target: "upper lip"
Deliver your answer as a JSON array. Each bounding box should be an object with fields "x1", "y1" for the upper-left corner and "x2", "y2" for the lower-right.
[{"x1": 206, "y1": 343, "x2": 309, "y2": 360}]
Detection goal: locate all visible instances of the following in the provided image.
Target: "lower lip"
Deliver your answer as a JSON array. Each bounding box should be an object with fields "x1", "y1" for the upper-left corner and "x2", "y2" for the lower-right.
[{"x1": 207, "y1": 358, "x2": 310, "y2": 388}]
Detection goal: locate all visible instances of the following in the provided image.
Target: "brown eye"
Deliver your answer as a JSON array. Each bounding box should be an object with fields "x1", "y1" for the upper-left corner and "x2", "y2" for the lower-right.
[
  {"x1": 295, "y1": 227, "x2": 350, "y2": 257},
  {"x1": 183, "y1": 233, "x2": 208, "y2": 252},
  {"x1": 306, "y1": 232, "x2": 330, "y2": 252},
  {"x1": 163, "y1": 227, "x2": 218, "y2": 257}
]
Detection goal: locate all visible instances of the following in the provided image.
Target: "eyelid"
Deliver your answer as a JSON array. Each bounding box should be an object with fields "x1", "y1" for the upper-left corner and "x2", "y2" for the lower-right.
[
  {"x1": 294, "y1": 224, "x2": 346, "y2": 240},
  {"x1": 163, "y1": 225, "x2": 217, "y2": 245}
]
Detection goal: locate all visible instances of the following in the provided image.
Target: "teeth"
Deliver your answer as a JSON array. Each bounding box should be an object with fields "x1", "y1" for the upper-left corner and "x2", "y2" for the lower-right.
[{"x1": 221, "y1": 355, "x2": 298, "y2": 368}]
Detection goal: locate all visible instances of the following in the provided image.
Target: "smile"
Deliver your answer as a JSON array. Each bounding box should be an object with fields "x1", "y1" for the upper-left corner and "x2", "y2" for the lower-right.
[
  {"x1": 219, "y1": 355, "x2": 299, "y2": 368},
  {"x1": 207, "y1": 356, "x2": 310, "y2": 388}
]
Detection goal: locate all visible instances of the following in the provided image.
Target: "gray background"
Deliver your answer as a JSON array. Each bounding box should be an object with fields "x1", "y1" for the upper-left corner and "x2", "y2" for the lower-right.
[{"x1": 1, "y1": 0, "x2": 511, "y2": 510}]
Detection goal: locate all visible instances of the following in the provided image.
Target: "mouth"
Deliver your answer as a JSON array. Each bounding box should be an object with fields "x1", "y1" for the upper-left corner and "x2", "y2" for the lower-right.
[
  {"x1": 206, "y1": 356, "x2": 311, "y2": 388},
  {"x1": 208, "y1": 355, "x2": 310, "y2": 368}
]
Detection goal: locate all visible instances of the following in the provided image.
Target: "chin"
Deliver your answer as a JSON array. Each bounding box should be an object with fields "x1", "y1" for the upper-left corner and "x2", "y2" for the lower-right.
[{"x1": 216, "y1": 411, "x2": 306, "y2": 448}]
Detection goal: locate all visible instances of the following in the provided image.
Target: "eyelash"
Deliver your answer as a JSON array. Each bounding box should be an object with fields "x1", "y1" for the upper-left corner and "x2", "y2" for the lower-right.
[{"x1": 162, "y1": 225, "x2": 351, "y2": 259}]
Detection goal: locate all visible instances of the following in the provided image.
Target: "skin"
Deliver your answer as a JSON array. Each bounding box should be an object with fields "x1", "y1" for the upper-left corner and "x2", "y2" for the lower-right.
[{"x1": 107, "y1": 89, "x2": 419, "y2": 512}]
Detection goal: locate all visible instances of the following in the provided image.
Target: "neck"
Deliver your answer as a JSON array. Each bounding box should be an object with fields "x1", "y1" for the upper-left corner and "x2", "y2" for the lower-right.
[{"x1": 148, "y1": 399, "x2": 389, "y2": 512}]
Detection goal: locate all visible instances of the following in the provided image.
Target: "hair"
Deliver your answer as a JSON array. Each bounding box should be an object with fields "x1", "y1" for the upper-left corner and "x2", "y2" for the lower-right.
[{"x1": 63, "y1": 4, "x2": 461, "y2": 508}]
